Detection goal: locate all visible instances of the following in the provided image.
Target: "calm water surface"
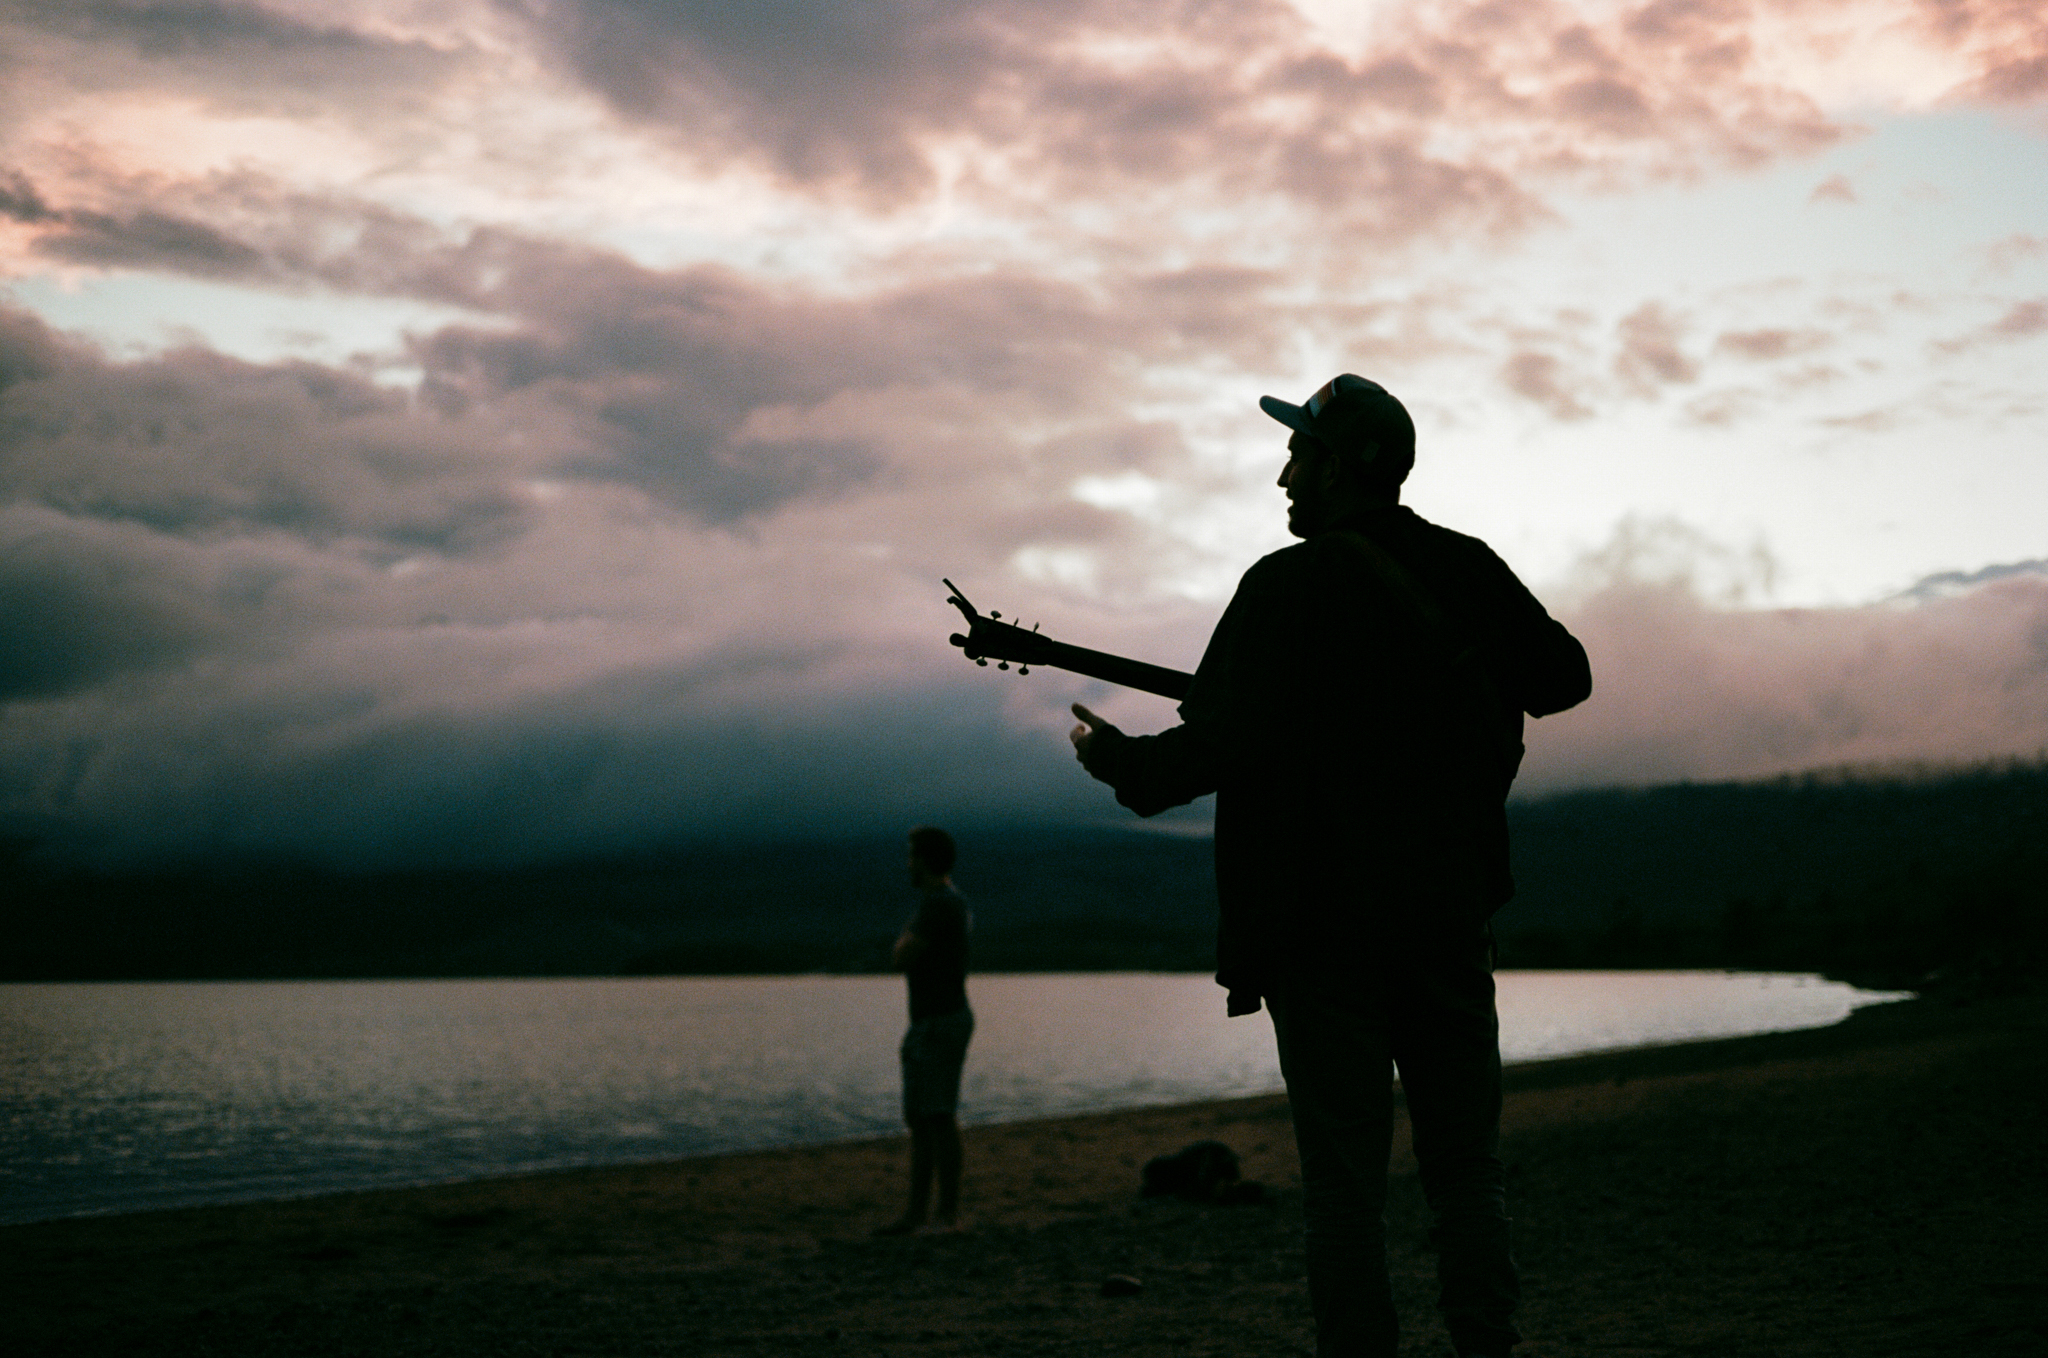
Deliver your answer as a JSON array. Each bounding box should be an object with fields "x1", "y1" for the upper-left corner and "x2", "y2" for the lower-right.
[{"x1": 0, "y1": 971, "x2": 1904, "y2": 1225}]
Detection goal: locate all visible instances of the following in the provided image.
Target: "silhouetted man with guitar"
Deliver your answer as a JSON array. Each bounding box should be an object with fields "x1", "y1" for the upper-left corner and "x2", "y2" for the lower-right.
[{"x1": 1055, "y1": 376, "x2": 1591, "y2": 1358}]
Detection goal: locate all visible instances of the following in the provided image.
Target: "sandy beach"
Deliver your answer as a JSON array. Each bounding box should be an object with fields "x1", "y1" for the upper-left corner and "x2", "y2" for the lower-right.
[{"x1": 6, "y1": 991, "x2": 2043, "y2": 1358}]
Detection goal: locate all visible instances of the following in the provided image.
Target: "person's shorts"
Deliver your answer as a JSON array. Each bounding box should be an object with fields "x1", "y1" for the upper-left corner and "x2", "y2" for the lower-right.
[{"x1": 899, "y1": 1006, "x2": 974, "y2": 1120}]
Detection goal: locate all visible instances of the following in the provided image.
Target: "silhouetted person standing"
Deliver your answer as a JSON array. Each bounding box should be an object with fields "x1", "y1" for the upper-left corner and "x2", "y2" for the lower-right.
[
  {"x1": 876, "y1": 825, "x2": 973, "y2": 1235},
  {"x1": 1070, "y1": 376, "x2": 1590, "y2": 1358}
]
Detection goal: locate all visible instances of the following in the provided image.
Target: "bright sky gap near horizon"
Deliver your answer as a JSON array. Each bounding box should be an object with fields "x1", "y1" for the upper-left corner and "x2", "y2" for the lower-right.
[{"x1": 1, "y1": 0, "x2": 2045, "y2": 870}]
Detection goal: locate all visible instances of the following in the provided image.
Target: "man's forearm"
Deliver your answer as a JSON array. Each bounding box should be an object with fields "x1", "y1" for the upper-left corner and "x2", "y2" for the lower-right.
[{"x1": 1081, "y1": 722, "x2": 1219, "y2": 817}]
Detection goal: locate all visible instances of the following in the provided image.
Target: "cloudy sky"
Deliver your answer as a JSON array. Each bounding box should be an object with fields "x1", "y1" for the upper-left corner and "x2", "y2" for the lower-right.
[{"x1": 2, "y1": 0, "x2": 2045, "y2": 870}]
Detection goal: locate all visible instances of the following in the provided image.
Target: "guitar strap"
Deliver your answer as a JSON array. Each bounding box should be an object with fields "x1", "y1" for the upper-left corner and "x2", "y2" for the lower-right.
[{"x1": 1326, "y1": 528, "x2": 1524, "y2": 786}]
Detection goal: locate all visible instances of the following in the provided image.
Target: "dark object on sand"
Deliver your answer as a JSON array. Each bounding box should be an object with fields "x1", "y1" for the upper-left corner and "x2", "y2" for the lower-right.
[
  {"x1": 1141, "y1": 1140, "x2": 1263, "y2": 1204},
  {"x1": 1100, "y1": 1273, "x2": 1145, "y2": 1297}
]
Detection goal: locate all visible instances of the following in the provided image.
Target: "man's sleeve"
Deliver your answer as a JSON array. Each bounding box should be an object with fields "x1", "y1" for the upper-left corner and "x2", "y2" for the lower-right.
[
  {"x1": 1078, "y1": 556, "x2": 1296, "y2": 816},
  {"x1": 1082, "y1": 720, "x2": 1221, "y2": 817},
  {"x1": 1483, "y1": 553, "x2": 1591, "y2": 718}
]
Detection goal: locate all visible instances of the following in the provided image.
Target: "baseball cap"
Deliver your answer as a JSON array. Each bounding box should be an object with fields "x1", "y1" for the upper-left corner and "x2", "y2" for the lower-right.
[{"x1": 1259, "y1": 374, "x2": 1415, "y2": 485}]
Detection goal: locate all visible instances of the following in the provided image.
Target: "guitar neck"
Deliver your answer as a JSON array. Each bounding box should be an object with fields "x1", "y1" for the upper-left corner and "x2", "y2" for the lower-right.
[
  {"x1": 943, "y1": 578, "x2": 1192, "y2": 702},
  {"x1": 1026, "y1": 636, "x2": 1193, "y2": 702}
]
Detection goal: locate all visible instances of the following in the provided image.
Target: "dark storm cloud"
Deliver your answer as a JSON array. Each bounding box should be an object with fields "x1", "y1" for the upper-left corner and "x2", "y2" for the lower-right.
[
  {"x1": 402, "y1": 256, "x2": 895, "y2": 521},
  {"x1": 0, "y1": 610, "x2": 1129, "y2": 870},
  {"x1": 15, "y1": 197, "x2": 271, "y2": 281},
  {"x1": 0, "y1": 505, "x2": 228, "y2": 698},
  {"x1": 1886, "y1": 557, "x2": 2048, "y2": 604},
  {"x1": 5, "y1": 0, "x2": 464, "y2": 103},
  {"x1": 0, "y1": 301, "x2": 564, "y2": 706},
  {"x1": 396, "y1": 242, "x2": 1182, "y2": 519},
  {"x1": 1, "y1": 166, "x2": 446, "y2": 293},
  {"x1": 18, "y1": 0, "x2": 386, "y2": 54},
  {"x1": 1, "y1": 164, "x2": 1233, "y2": 522},
  {"x1": 0, "y1": 170, "x2": 57, "y2": 223},
  {"x1": 0, "y1": 226, "x2": 1274, "y2": 864},
  {"x1": 505, "y1": 0, "x2": 1043, "y2": 196},
  {"x1": 116, "y1": 675, "x2": 1109, "y2": 870},
  {"x1": 0, "y1": 305, "x2": 531, "y2": 547}
]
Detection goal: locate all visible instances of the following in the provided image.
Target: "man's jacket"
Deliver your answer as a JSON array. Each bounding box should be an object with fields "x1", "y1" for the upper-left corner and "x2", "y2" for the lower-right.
[{"x1": 1081, "y1": 502, "x2": 1590, "y2": 993}]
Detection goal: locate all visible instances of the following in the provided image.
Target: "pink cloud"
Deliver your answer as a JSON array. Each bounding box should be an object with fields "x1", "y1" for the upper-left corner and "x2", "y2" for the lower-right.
[
  {"x1": 1524, "y1": 568, "x2": 2048, "y2": 792},
  {"x1": 1614, "y1": 302, "x2": 1699, "y2": 392},
  {"x1": 1931, "y1": 297, "x2": 2048, "y2": 354},
  {"x1": 8, "y1": 0, "x2": 2032, "y2": 253},
  {"x1": 1982, "y1": 233, "x2": 2048, "y2": 273},
  {"x1": 1714, "y1": 327, "x2": 1834, "y2": 360},
  {"x1": 1501, "y1": 350, "x2": 1596, "y2": 419},
  {"x1": 1808, "y1": 173, "x2": 1857, "y2": 204},
  {"x1": 1911, "y1": 0, "x2": 2048, "y2": 104},
  {"x1": 491, "y1": 0, "x2": 1858, "y2": 237},
  {"x1": 1989, "y1": 298, "x2": 2048, "y2": 337},
  {"x1": 27, "y1": 0, "x2": 2023, "y2": 324},
  {"x1": 1682, "y1": 387, "x2": 1763, "y2": 426},
  {"x1": 1497, "y1": 298, "x2": 1833, "y2": 419},
  {"x1": 1, "y1": 0, "x2": 468, "y2": 126}
]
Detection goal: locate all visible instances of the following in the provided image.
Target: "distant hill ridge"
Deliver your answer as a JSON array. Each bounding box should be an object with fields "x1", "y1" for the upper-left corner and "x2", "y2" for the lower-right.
[{"x1": 5, "y1": 760, "x2": 2045, "y2": 991}]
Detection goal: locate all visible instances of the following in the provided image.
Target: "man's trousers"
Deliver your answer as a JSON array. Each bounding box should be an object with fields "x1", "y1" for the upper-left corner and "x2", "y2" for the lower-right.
[{"x1": 1264, "y1": 923, "x2": 1519, "y2": 1358}]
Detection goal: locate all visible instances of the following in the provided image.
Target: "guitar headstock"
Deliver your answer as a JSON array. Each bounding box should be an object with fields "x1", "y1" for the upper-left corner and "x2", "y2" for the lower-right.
[{"x1": 943, "y1": 578, "x2": 1054, "y2": 674}]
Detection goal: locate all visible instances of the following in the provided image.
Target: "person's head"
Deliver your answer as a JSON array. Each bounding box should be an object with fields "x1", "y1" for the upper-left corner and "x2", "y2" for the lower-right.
[
  {"x1": 1258, "y1": 375, "x2": 1415, "y2": 537},
  {"x1": 907, "y1": 825, "x2": 956, "y2": 884}
]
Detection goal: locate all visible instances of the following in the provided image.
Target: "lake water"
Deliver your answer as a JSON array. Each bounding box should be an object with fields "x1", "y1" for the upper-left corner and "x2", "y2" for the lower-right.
[{"x1": 0, "y1": 971, "x2": 1905, "y2": 1225}]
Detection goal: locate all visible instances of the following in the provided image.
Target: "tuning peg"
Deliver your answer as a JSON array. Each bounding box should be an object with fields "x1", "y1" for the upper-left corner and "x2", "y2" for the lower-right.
[
  {"x1": 991, "y1": 610, "x2": 1001, "y2": 619},
  {"x1": 1018, "y1": 665, "x2": 1029, "y2": 675},
  {"x1": 976, "y1": 658, "x2": 988, "y2": 667},
  {"x1": 997, "y1": 661, "x2": 1009, "y2": 670}
]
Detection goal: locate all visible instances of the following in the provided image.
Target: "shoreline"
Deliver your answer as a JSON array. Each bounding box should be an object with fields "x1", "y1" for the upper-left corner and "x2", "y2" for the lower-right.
[
  {"x1": 7, "y1": 991, "x2": 2042, "y2": 1356},
  {"x1": 7, "y1": 974, "x2": 1904, "y2": 1230}
]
